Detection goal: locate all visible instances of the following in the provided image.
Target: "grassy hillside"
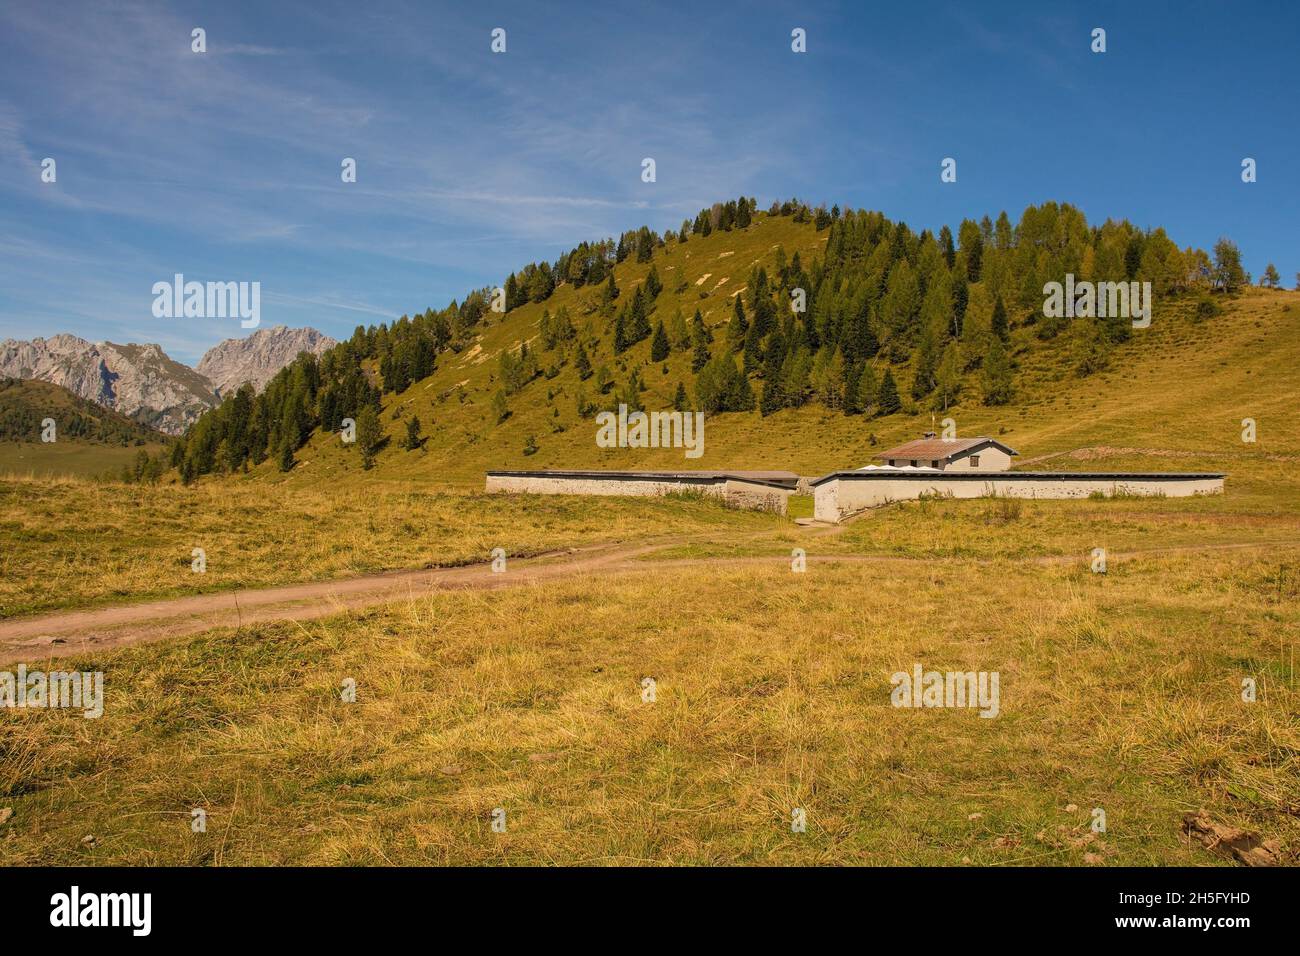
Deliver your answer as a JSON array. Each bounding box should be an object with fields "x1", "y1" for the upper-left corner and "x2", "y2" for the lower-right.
[
  {"x1": 211, "y1": 211, "x2": 1298, "y2": 492},
  {"x1": 0, "y1": 378, "x2": 169, "y2": 478}
]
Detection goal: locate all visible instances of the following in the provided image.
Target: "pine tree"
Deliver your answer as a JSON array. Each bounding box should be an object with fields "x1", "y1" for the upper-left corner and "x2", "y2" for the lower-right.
[
  {"x1": 691, "y1": 311, "x2": 711, "y2": 372},
  {"x1": 277, "y1": 437, "x2": 295, "y2": 472},
  {"x1": 951, "y1": 274, "x2": 969, "y2": 338},
  {"x1": 635, "y1": 228, "x2": 654, "y2": 263},
  {"x1": 991, "y1": 296, "x2": 1009, "y2": 341},
  {"x1": 603, "y1": 271, "x2": 619, "y2": 304},
  {"x1": 356, "y1": 404, "x2": 381, "y2": 469},
  {"x1": 614, "y1": 308, "x2": 629, "y2": 353},
  {"x1": 842, "y1": 364, "x2": 863, "y2": 416},
  {"x1": 727, "y1": 359, "x2": 756, "y2": 412},
  {"x1": 876, "y1": 369, "x2": 901, "y2": 416},
  {"x1": 651, "y1": 320, "x2": 670, "y2": 361},
  {"x1": 981, "y1": 337, "x2": 1013, "y2": 405},
  {"x1": 933, "y1": 343, "x2": 962, "y2": 411},
  {"x1": 491, "y1": 389, "x2": 510, "y2": 424},
  {"x1": 673, "y1": 381, "x2": 688, "y2": 411},
  {"x1": 855, "y1": 362, "x2": 878, "y2": 416},
  {"x1": 726, "y1": 296, "x2": 748, "y2": 352},
  {"x1": 1212, "y1": 237, "x2": 1246, "y2": 292},
  {"x1": 1262, "y1": 263, "x2": 1280, "y2": 288},
  {"x1": 759, "y1": 331, "x2": 786, "y2": 416},
  {"x1": 574, "y1": 343, "x2": 593, "y2": 380},
  {"x1": 404, "y1": 415, "x2": 423, "y2": 450},
  {"x1": 939, "y1": 224, "x2": 956, "y2": 269},
  {"x1": 736, "y1": 198, "x2": 752, "y2": 229},
  {"x1": 759, "y1": 375, "x2": 783, "y2": 416},
  {"x1": 628, "y1": 288, "x2": 651, "y2": 343},
  {"x1": 668, "y1": 308, "x2": 690, "y2": 350}
]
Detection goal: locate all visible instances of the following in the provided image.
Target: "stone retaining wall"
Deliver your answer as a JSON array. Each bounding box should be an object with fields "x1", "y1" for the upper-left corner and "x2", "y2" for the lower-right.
[
  {"x1": 813, "y1": 473, "x2": 1224, "y2": 523},
  {"x1": 486, "y1": 473, "x2": 791, "y2": 514}
]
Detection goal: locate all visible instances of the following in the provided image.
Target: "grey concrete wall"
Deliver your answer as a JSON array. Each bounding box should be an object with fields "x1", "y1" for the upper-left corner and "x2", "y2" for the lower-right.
[
  {"x1": 814, "y1": 474, "x2": 1224, "y2": 522},
  {"x1": 486, "y1": 474, "x2": 790, "y2": 514}
]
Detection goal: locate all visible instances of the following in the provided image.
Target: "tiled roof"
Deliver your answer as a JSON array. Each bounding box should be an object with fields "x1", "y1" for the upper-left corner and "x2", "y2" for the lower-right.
[{"x1": 874, "y1": 437, "x2": 1018, "y2": 461}]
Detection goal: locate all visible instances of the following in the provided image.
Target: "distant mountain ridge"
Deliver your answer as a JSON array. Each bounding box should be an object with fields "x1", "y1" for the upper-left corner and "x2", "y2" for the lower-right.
[
  {"x1": 197, "y1": 325, "x2": 335, "y2": 397},
  {"x1": 0, "y1": 325, "x2": 333, "y2": 435}
]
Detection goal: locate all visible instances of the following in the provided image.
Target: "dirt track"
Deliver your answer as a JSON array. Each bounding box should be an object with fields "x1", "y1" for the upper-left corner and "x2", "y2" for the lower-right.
[{"x1": 0, "y1": 536, "x2": 1283, "y2": 666}]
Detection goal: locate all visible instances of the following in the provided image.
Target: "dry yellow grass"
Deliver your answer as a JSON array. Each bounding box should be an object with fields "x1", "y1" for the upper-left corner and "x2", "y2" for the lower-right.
[
  {"x1": 0, "y1": 476, "x2": 782, "y2": 618},
  {"x1": 2, "y1": 545, "x2": 1295, "y2": 865}
]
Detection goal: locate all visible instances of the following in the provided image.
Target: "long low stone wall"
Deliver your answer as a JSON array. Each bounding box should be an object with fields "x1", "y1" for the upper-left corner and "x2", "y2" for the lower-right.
[
  {"x1": 485, "y1": 472, "x2": 792, "y2": 514},
  {"x1": 812, "y1": 471, "x2": 1225, "y2": 523}
]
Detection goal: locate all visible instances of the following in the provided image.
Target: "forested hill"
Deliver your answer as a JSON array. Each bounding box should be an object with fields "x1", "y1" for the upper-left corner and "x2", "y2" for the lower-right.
[
  {"x1": 0, "y1": 378, "x2": 165, "y2": 446},
  {"x1": 167, "y1": 198, "x2": 1263, "y2": 484}
]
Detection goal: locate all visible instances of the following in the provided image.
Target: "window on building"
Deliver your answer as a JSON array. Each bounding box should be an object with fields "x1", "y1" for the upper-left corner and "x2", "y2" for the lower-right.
[
  {"x1": 910, "y1": 460, "x2": 917, "y2": 467},
  {"x1": 970, "y1": 455, "x2": 981, "y2": 467},
  {"x1": 931, "y1": 460, "x2": 939, "y2": 468}
]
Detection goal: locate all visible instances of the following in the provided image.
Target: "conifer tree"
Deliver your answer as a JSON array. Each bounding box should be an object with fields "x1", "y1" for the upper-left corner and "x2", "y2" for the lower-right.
[
  {"x1": 876, "y1": 368, "x2": 901, "y2": 416},
  {"x1": 991, "y1": 296, "x2": 1009, "y2": 341},
  {"x1": 939, "y1": 224, "x2": 956, "y2": 270},
  {"x1": 491, "y1": 389, "x2": 510, "y2": 424},
  {"x1": 759, "y1": 331, "x2": 786, "y2": 415},
  {"x1": 742, "y1": 322, "x2": 763, "y2": 375},
  {"x1": 728, "y1": 359, "x2": 756, "y2": 412},
  {"x1": 981, "y1": 337, "x2": 1013, "y2": 405},
  {"x1": 855, "y1": 362, "x2": 878, "y2": 416},
  {"x1": 404, "y1": 415, "x2": 423, "y2": 450},
  {"x1": 736, "y1": 198, "x2": 752, "y2": 228},
  {"x1": 635, "y1": 228, "x2": 654, "y2": 263},
  {"x1": 614, "y1": 308, "x2": 628, "y2": 353},
  {"x1": 629, "y1": 289, "x2": 651, "y2": 343},
  {"x1": 691, "y1": 311, "x2": 711, "y2": 372},
  {"x1": 1212, "y1": 238, "x2": 1246, "y2": 292},
  {"x1": 673, "y1": 381, "x2": 688, "y2": 411},
  {"x1": 668, "y1": 308, "x2": 690, "y2": 350},
  {"x1": 933, "y1": 343, "x2": 962, "y2": 410},
  {"x1": 726, "y1": 296, "x2": 748, "y2": 352},
  {"x1": 951, "y1": 274, "x2": 969, "y2": 338},
  {"x1": 651, "y1": 320, "x2": 670, "y2": 361},
  {"x1": 356, "y1": 404, "x2": 381, "y2": 468},
  {"x1": 574, "y1": 342, "x2": 593, "y2": 380}
]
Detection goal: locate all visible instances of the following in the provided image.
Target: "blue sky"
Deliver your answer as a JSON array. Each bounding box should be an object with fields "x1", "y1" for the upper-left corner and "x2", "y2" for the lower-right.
[{"x1": 1, "y1": 0, "x2": 1296, "y2": 364}]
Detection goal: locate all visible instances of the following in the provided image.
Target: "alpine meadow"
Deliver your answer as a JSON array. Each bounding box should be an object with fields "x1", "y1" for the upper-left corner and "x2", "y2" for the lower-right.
[{"x1": 0, "y1": 0, "x2": 1297, "y2": 929}]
